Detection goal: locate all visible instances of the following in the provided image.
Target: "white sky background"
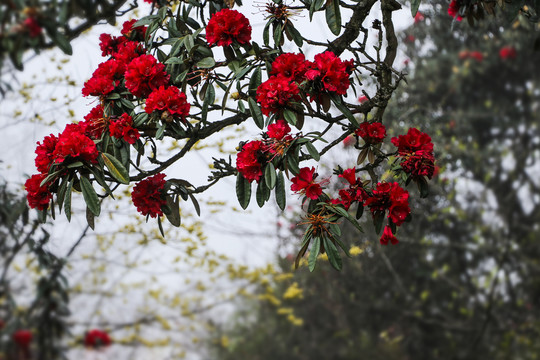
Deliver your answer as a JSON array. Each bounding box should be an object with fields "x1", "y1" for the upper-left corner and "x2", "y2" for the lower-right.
[{"x1": 0, "y1": 1, "x2": 415, "y2": 358}]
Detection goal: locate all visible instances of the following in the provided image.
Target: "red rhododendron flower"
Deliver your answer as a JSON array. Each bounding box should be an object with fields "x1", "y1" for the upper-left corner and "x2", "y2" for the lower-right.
[
  {"x1": 380, "y1": 225, "x2": 399, "y2": 245},
  {"x1": 405, "y1": 34, "x2": 415, "y2": 43},
  {"x1": 121, "y1": 19, "x2": 147, "y2": 40},
  {"x1": 339, "y1": 168, "x2": 357, "y2": 186},
  {"x1": 13, "y1": 330, "x2": 33, "y2": 348},
  {"x1": 391, "y1": 128, "x2": 433, "y2": 155},
  {"x1": 23, "y1": 17, "x2": 42, "y2": 37},
  {"x1": 499, "y1": 46, "x2": 517, "y2": 60},
  {"x1": 114, "y1": 41, "x2": 143, "y2": 66},
  {"x1": 256, "y1": 75, "x2": 301, "y2": 117},
  {"x1": 401, "y1": 153, "x2": 436, "y2": 180},
  {"x1": 469, "y1": 51, "x2": 483, "y2": 62},
  {"x1": 391, "y1": 128, "x2": 435, "y2": 180},
  {"x1": 99, "y1": 33, "x2": 127, "y2": 57},
  {"x1": 355, "y1": 122, "x2": 386, "y2": 144},
  {"x1": 124, "y1": 54, "x2": 170, "y2": 97},
  {"x1": 365, "y1": 182, "x2": 410, "y2": 226},
  {"x1": 266, "y1": 120, "x2": 291, "y2": 141},
  {"x1": 448, "y1": 0, "x2": 463, "y2": 21},
  {"x1": 53, "y1": 124, "x2": 99, "y2": 165},
  {"x1": 414, "y1": 12, "x2": 425, "y2": 24},
  {"x1": 132, "y1": 173, "x2": 167, "y2": 218},
  {"x1": 206, "y1": 9, "x2": 252, "y2": 47},
  {"x1": 84, "y1": 329, "x2": 112, "y2": 348},
  {"x1": 82, "y1": 59, "x2": 124, "y2": 97},
  {"x1": 109, "y1": 113, "x2": 140, "y2": 144},
  {"x1": 291, "y1": 167, "x2": 323, "y2": 200},
  {"x1": 80, "y1": 104, "x2": 106, "y2": 140},
  {"x1": 332, "y1": 168, "x2": 368, "y2": 210},
  {"x1": 35, "y1": 134, "x2": 58, "y2": 173},
  {"x1": 270, "y1": 53, "x2": 308, "y2": 83},
  {"x1": 25, "y1": 174, "x2": 52, "y2": 210},
  {"x1": 343, "y1": 135, "x2": 355, "y2": 147},
  {"x1": 305, "y1": 51, "x2": 354, "y2": 96},
  {"x1": 145, "y1": 86, "x2": 190, "y2": 121},
  {"x1": 236, "y1": 140, "x2": 266, "y2": 183}
]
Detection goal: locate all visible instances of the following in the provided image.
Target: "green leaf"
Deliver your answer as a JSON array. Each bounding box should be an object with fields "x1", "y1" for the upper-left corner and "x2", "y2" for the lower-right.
[
  {"x1": 156, "y1": 121, "x2": 166, "y2": 140},
  {"x1": 273, "y1": 23, "x2": 283, "y2": 46},
  {"x1": 52, "y1": 32, "x2": 73, "y2": 55},
  {"x1": 309, "y1": 0, "x2": 325, "y2": 20},
  {"x1": 165, "y1": 195, "x2": 181, "y2": 227},
  {"x1": 236, "y1": 173, "x2": 251, "y2": 209},
  {"x1": 64, "y1": 178, "x2": 73, "y2": 222},
  {"x1": 264, "y1": 163, "x2": 277, "y2": 190},
  {"x1": 263, "y1": 21, "x2": 270, "y2": 46},
  {"x1": 249, "y1": 67, "x2": 262, "y2": 98},
  {"x1": 373, "y1": 211, "x2": 385, "y2": 235},
  {"x1": 283, "y1": 109, "x2": 297, "y2": 127},
  {"x1": 286, "y1": 149, "x2": 300, "y2": 175},
  {"x1": 323, "y1": 237, "x2": 342, "y2": 271},
  {"x1": 80, "y1": 176, "x2": 100, "y2": 216},
  {"x1": 157, "y1": 216, "x2": 165, "y2": 238},
  {"x1": 256, "y1": 177, "x2": 269, "y2": 207},
  {"x1": 86, "y1": 206, "x2": 95, "y2": 230},
  {"x1": 101, "y1": 153, "x2": 129, "y2": 184},
  {"x1": 248, "y1": 97, "x2": 265, "y2": 129},
  {"x1": 196, "y1": 57, "x2": 216, "y2": 69},
  {"x1": 286, "y1": 23, "x2": 303, "y2": 47},
  {"x1": 184, "y1": 35, "x2": 195, "y2": 51},
  {"x1": 304, "y1": 141, "x2": 320, "y2": 161},
  {"x1": 410, "y1": 0, "x2": 421, "y2": 16},
  {"x1": 133, "y1": 113, "x2": 149, "y2": 127},
  {"x1": 188, "y1": 193, "x2": 201, "y2": 216},
  {"x1": 275, "y1": 171, "x2": 286, "y2": 211},
  {"x1": 308, "y1": 237, "x2": 321, "y2": 272},
  {"x1": 325, "y1": 0, "x2": 342, "y2": 36}
]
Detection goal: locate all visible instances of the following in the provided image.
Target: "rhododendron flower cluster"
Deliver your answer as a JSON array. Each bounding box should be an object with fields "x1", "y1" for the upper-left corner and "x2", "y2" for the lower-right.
[
  {"x1": 145, "y1": 86, "x2": 191, "y2": 121},
  {"x1": 365, "y1": 182, "x2": 410, "y2": 245},
  {"x1": 380, "y1": 225, "x2": 399, "y2": 245},
  {"x1": 80, "y1": 104, "x2": 106, "y2": 140},
  {"x1": 236, "y1": 141, "x2": 267, "y2": 183},
  {"x1": 84, "y1": 329, "x2": 112, "y2": 348},
  {"x1": 392, "y1": 128, "x2": 435, "y2": 180},
  {"x1": 131, "y1": 173, "x2": 167, "y2": 218},
  {"x1": 291, "y1": 167, "x2": 323, "y2": 200},
  {"x1": 12, "y1": 329, "x2": 33, "y2": 348},
  {"x1": 124, "y1": 54, "x2": 170, "y2": 97},
  {"x1": 26, "y1": 121, "x2": 101, "y2": 210},
  {"x1": 81, "y1": 59, "x2": 124, "y2": 97},
  {"x1": 109, "y1": 113, "x2": 140, "y2": 144},
  {"x1": 53, "y1": 124, "x2": 99, "y2": 165},
  {"x1": 448, "y1": 0, "x2": 463, "y2": 21},
  {"x1": 25, "y1": 174, "x2": 53, "y2": 211},
  {"x1": 499, "y1": 46, "x2": 517, "y2": 60},
  {"x1": 271, "y1": 53, "x2": 309, "y2": 83},
  {"x1": 332, "y1": 168, "x2": 368, "y2": 210},
  {"x1": 305, "y1": 51, "x2": 354, "y2": 96},
  {"x1": 355, "y1": 122, "x2": 386, "y2": 144},
  {"x1": 263, "y1": 120, "x2": 295, "y2": 158},
  {"x1": 205, "y1": 8, "x2": 252, "y2": 46},
  {"x1": 256, "y1": 75, "x2": 301, "y2": 117},
  {"x1": 23, "y1": 17, "x2": 42, "y2": 37}
]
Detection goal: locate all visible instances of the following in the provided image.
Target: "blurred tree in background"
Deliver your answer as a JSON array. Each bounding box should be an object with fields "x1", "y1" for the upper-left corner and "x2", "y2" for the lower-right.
[{"x1": 209, "y1": 1, "x2": 540, "y2": 359}]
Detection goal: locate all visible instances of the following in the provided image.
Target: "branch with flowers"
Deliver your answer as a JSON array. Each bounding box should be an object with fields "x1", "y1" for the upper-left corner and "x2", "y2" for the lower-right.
[{"x1": 25, "y1": 0, "x2": 437, "y2": 272}]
